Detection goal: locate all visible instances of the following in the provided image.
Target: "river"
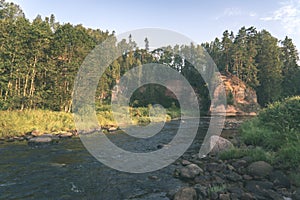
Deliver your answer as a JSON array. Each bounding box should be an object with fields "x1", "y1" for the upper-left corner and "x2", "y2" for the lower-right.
[{"x1": 0, "y1": 117, "x2": 238, "y2": 200}]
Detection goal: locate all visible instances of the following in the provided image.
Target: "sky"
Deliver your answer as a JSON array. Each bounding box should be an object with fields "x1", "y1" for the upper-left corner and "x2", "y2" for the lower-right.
[{"x1": 8, "y1": 0, "x2": 300, "y2": 51}]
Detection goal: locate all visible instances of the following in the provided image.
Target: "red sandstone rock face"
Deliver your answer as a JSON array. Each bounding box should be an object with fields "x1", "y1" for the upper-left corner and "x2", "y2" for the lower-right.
[{"x1": 210, "y1": 74, "x2": 260, "y2": 116}]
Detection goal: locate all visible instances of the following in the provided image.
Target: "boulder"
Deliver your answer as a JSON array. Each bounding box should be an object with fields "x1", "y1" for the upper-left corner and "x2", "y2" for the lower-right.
[
  {"x1": 180, "y1": 164, "x2": 203, "y2": 179},
  {"x1": 208, "y1": 136, "x2": 233, "y2": 155},
  {"x1": 28, "y1": 136, "x2": 52, "y2": 145},
  {"x1": 174, "y1": 187, "x2": 197, "y2": 200},
  {"x1": 269, "y1": 171, "x2": 291, "y2": 188},
  {"x1": 247, "y1": 161, "x2": 273, "y2": 177},
  {"x1": 245, "y1": 180, "x2": 277, "y2": 199}
]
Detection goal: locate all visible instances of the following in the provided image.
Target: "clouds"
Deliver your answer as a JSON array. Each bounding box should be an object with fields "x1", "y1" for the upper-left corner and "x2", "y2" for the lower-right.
[
  {"x1": 223, "y1": 8, "x2": 242, "y2": 17},
  {"x1": 215, "y1": 7, "x2": 257, "y2": 20},
  {"x1": 261, "y1": 0, "x2": 300, "y2": 34}
]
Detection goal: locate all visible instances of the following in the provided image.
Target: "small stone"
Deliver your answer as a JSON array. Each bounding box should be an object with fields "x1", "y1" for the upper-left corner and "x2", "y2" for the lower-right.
[
  {"x1": 6, "y1": 138, "x2": 15, "y2": 142},
  {"x1": 219, "y1": 193, "x2": 230, "y2": 200},
  {"x1": 24, "y1": 135, "x2": 33, "y2": 140},
  {"x1": 214, "y1": 175, "x2": 225, "y2": 184},
  {"x1": 265, "y1": 189, "x2": 284, "y2": 200},
  {"x1": 31, "y1": 130, "x2": 43, "y2": 136},
  {"x1": 194, "y1": 184, "x2": 207, "y2": 199},
  {"x1": 228, "y1": 187, "x2": 244, "y2": 198},
  {"x1": 247, "y1": 161, "x2": 273, "y2": 177},
  {"x1": 230, "y1": 193, "x2": 239, "y2": 200},
  {"x1": 15, "y1": 136, "x2": 25, "y2": 141},
  {"x1": 174, "y1": 187, "x2": 197, "y2": 200},
  {"x1": 243, "y1": 174, "x2": 253, "y2": 180},
  {"x1": 241, "y1": 192, "x2": 255, "y2": 200},
  {"x1": 292, "y1": 188, "x2": 300, "y2": 200},
  {"x1": 108, "y1": 127, "x2": 118, "y2": 132},
  {"x1": 182, "y1": 159, "x2": 192, "y2": 166},
  {"x1": 180, "y1": 164, "x2": 203, "y2": 179},
  {"x1": 166, "y1": 188, "x2": 179, "y2": 199},
  {"x1": 226, "y1": 171, "x2": 242, "y2": 182},
  {"x1": 227, "y1": 164, "x2": 235, "y2": 171},
  {"x1": 206, "y1": 162, "x2": 224, "y2": 172},
  {"x1": 59, "y1": 132, "x2": 73, "y2": 138},
  {"x1": 232, "y1": 159, "x2": 248, "y2": 168},
  {"x1": 148, "y1": 175, "x2": 159, "y2": 180}
]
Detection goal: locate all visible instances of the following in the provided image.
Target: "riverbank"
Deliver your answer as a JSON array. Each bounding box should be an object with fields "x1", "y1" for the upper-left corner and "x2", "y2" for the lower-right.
[
  {"x1": 0, "y1": 106, "x2": 181, "y2": 139},
  {"x1": 171, "y1": 150, "x2": 300, "y2": 200},
  {"x1": 170, "y1": 96, "x2": 300, "y2": 200}
]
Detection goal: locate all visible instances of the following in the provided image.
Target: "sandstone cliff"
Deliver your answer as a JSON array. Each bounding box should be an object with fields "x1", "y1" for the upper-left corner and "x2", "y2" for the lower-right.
[{"x1": 210, "y1": 73, "x2": 260, "y2": 116}]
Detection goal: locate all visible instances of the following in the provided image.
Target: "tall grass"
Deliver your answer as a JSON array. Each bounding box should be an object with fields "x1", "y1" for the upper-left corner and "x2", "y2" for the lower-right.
[
  {"x1": 0, "y1": 106, "x2": 181, "y2": 137},
  {"x1": 0, "y1": 110, "x2": 75, "y2": 137}
]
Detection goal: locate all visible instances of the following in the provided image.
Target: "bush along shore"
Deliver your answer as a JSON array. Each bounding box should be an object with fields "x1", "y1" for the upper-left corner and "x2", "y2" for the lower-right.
[
  {"x1": 169, "y1": 96, "x2": 300, "y2": 200},
  {"x1": 0, "y1": 105, "x2": 181, "y2": 143}
]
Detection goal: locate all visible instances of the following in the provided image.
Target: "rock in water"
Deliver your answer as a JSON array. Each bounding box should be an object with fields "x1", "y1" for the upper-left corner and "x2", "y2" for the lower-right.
[
  {"x1": 174, "y1": 187, "x2": 197, "y2": 200},
  {"x1": 108, "y1": 127, "x2": 118, "y2": 132},
  {"x1": 59, "y1": 132, "x2": 73, "y2": 138},
  {"x1": 31, "y1": 130, "x2": 43, "y2": 137},
  {"x1": 28, "y1": 136, "x2": 52, "y2": 145}
]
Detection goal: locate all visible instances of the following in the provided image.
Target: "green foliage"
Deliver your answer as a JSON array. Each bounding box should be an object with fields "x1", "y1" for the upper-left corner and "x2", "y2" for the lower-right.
[
  {"x1": 207, "y1": 184, "x2": 227, "y2": 197},
  {"x1": 0, "y1": 110, "x2": 75, "y2": 137},
  {"x1": 166, "y1": 103, "x2": 181, "y2": 119},
  {"x1": 240, "y1": 96, "x2": 300, "y2": 169},
  {"x1": 1, "y1": 0, "x2": 299, "y2": 113},
  {"x1": 289, "y1": 172, "x2": 300, "y2": 187},
  {"x1": 258, "y1": 96, "x2": 300, "y2": 132},
  {"x1": 219, "y1": 147, "x2": 274, "y2": 163},
  {"x1": 204, "y1": 27, "x2": 299, "y2": 107},
  {"x1": 277, "y1": 141, "x2": 300, "y2": 169},
  {"x1": 0, "y1": 106, "x2": 179, "y2": 137}
]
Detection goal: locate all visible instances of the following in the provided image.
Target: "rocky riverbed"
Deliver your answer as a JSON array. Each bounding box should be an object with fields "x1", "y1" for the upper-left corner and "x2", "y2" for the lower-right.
[{"x1": 170, "y1": 153, "x2": 299, "y2": 200}]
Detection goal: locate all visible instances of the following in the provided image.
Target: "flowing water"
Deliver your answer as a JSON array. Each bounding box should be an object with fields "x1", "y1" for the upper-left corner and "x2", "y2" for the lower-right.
[{"x1": 0, "y1": 117, "x2": 236, "y2": 200}]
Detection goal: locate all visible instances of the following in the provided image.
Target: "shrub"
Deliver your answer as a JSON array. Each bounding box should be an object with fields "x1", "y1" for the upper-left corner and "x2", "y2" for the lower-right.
[
  {"x1": 276, "y1": 141, "x2": 300, "y2": 169},
  {"x1": 258, "y1": 96, "x2": 300, "y2": 132},
  {"x1": 219, "y1": 147, "x2": 274, "y2": 163},
  {"x1": 240, "y1": 96, "x2": 300, "y2": 169}
]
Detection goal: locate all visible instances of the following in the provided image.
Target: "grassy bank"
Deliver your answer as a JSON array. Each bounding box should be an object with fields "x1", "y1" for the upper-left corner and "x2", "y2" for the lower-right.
[
  {"x1": 220, "y1": 96, "x2": 300, "y2": 170},
  {"x1": 0, "y1": 106, "x2": 181, "y2": 137}
]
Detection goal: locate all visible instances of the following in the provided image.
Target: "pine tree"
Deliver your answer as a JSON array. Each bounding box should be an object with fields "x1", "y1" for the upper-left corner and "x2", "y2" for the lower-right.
[
  {"x1": 281, "y1": 36, "x2": 300, "y2": 96},
  {"x1": 256, "y1": 30, "x2": 283, "y2": 106}
]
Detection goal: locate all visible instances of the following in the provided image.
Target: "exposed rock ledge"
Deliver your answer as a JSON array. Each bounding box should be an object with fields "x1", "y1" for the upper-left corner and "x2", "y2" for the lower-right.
[{"x1": 210, "y1": 73, "x2": 260, "y2": 116}]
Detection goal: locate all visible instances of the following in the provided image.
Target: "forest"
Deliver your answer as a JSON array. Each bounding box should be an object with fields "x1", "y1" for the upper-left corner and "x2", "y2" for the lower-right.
[{"x1": 0, "y1": 0, "x2": 299, "y2": 113}]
